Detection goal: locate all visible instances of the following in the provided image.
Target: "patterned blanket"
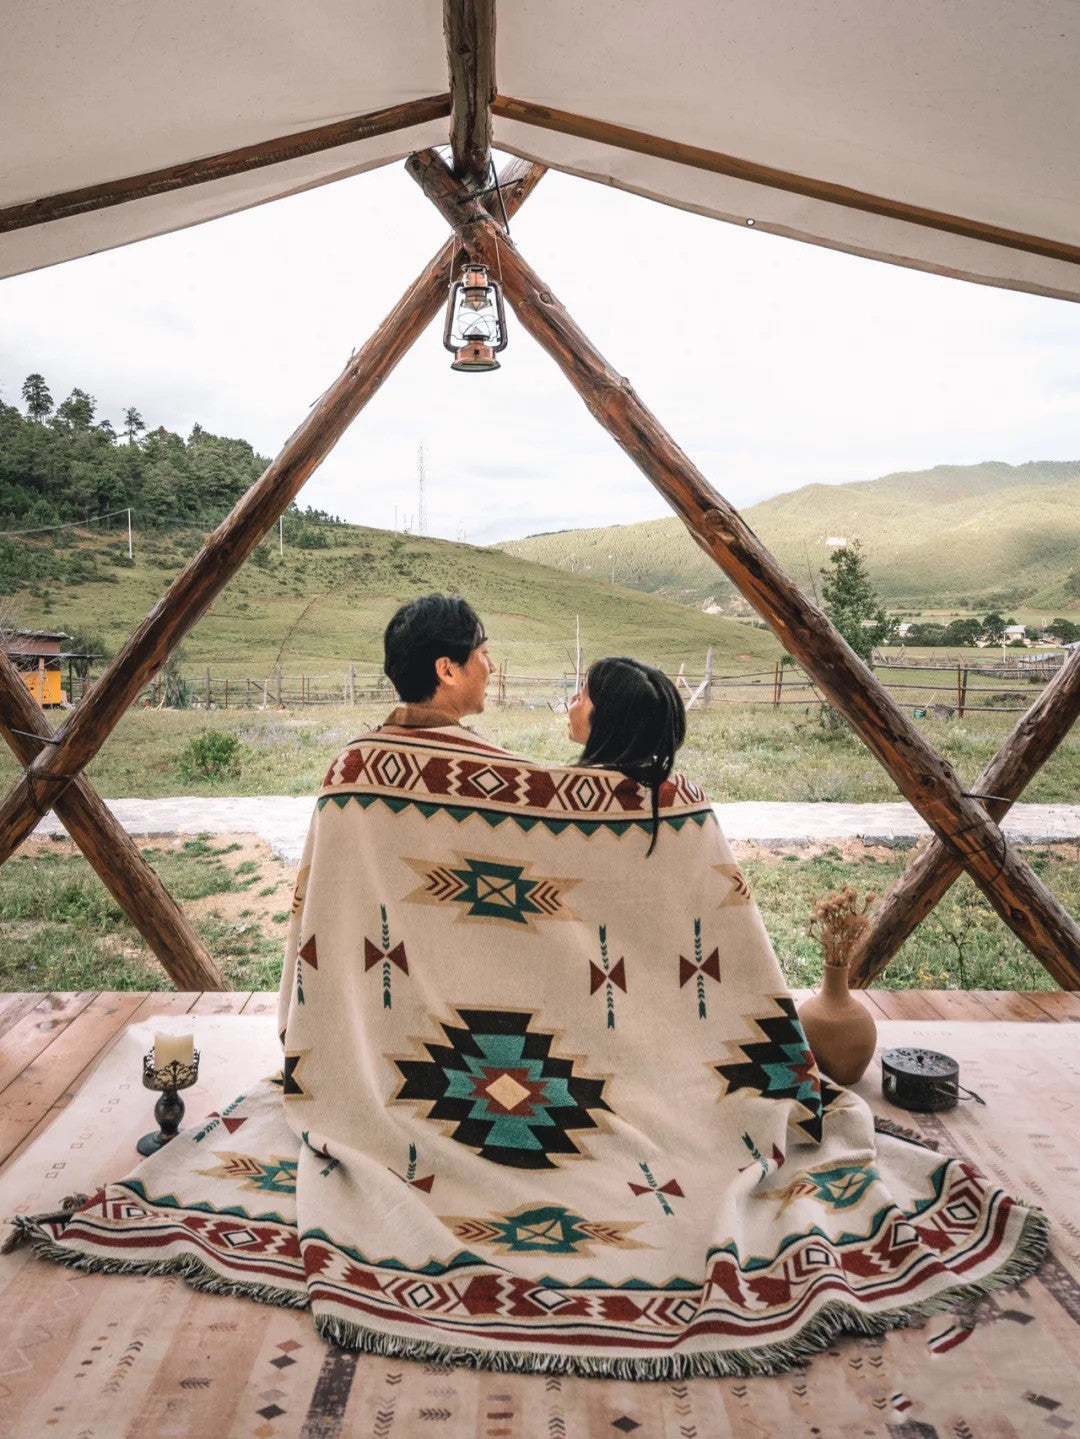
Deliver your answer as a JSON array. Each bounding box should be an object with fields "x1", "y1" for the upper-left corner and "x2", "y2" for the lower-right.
[{"x1": 17, "y1": 725, "x2": 1048, "y2": 1378}]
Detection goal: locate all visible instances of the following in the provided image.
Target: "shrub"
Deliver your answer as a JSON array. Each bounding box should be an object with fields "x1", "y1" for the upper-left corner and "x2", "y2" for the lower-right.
[{"x1": 177, "y1": 730, "x2": 244, "y2": 784}]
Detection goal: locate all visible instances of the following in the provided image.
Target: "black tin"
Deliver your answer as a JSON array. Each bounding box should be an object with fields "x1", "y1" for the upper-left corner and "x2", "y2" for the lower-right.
[{"x1": 881, "y1": 1046, "x2": 961, "y2": 1112}]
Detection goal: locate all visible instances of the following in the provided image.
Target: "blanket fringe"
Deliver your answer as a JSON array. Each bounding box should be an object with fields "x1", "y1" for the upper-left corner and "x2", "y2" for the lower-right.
[
  {"x1": 12, "y1": 1220, "x2": 310, "y2": 1312},
  {"x1": 872, "y1": 1115, "x2": 942, "y2": 1151},
  {"x1": 312, "y1": 1205, "x2": 1050, "y2": 1380},
  {"x1": 10, "y1": 1185, "x2": 1049, "y2": 1380}
]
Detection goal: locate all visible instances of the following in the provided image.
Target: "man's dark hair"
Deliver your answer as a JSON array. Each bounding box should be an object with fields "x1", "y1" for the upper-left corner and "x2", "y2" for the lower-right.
[{"x1": 383, "y1": 594, "x2": 486, "y2": 702}]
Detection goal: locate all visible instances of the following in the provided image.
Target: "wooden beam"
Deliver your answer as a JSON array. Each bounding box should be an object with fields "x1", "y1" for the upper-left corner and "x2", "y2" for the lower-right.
[
  {"x1": 445, "y1": 1, "x2": 497, "y2": 186},
  {"x1": 0, "y1": 158, "x2": 546, "y2": 867},
  {"x1": 0, "y1": 655, "x2": 228, "y2": 990},
  {"x1": 492, "y1": 96, "x2": 1080, "y2": 270},
  {"x1": 850, "y1": 646, "x2": 1080, "y2": 987},
  {"x1": 406, "y1": 146, "x2": 1080, "y2": 987},
  {"x1": 0, "y1": 95, "x2": 451, "y2": 236}
]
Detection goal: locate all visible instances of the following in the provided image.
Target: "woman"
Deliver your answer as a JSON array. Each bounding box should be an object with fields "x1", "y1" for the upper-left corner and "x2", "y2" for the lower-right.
[{"x1": 569, "y1": 656, "x2": 686, "y2": 855}]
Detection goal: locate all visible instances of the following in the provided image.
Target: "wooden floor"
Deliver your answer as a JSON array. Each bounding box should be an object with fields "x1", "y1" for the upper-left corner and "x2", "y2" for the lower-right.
[{"x1": 2, "y1": 986, "x2": 1078, "y2": 1181}]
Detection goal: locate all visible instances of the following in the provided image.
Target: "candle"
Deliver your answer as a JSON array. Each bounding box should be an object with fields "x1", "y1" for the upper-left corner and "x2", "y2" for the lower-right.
[{"x1": 154, "y1": 1033, "x2": 194, "y2": 1069}]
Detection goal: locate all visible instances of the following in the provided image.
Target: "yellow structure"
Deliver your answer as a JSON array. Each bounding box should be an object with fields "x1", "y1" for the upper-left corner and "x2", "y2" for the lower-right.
[{"x1": 22, "y1": 666, "x2": 64, "y2": 707}]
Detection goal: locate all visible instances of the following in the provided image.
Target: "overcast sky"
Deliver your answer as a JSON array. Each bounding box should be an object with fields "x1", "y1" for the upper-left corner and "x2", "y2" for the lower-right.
[{"x1": 2, "y1": 154, "x2": 1079, "y2": 545}]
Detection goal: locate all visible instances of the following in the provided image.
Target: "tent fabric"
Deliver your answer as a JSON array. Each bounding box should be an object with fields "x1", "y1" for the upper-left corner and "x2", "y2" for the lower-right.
[{"x1": 3, "y1": 0, "x2": 1079, "y2": 297}]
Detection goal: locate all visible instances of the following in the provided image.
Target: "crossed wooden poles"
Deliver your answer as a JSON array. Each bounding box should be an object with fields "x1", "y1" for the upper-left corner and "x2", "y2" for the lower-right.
[{"x1": 1, "y1": 146, "x2": 1077, "y2": 991}]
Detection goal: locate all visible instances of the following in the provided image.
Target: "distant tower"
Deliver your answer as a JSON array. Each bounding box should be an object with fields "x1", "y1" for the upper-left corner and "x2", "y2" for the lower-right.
[{"x1": 417, "y1": 442, "x2": 427, "y2": 537}]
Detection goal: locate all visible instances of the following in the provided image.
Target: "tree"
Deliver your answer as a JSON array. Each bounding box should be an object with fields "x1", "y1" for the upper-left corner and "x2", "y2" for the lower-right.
[
  {"x1": 942, "y1": 618, "x2": 983, "y2": 647},
  {"x1": 906, "y1": 622, "x2": 946, "y2": 646},
  {"x1": 820, "y1": 541, "x2": 891, "y2": 666},
  {"x1": 1049, "y1": 618, "x2": 1080, "y2": 644},
  {"x1": 981, "y1": 612, "x2": 1006, "y2": 644},
  {"x1": 123, "y1": 407, "x2": 145, "y2": 445},
  {"x1": 21, "y1": 373, "x2": 53, "y2": 421},
  {"x1": 53, "y1": 387, "x2": 96, "y2": 431}
]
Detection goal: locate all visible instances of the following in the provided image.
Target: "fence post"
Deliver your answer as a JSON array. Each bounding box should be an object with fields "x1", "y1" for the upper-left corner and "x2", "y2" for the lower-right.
[
  {"x1": 224, "y1": 677, "x2": 229, "y2": 709},
  {"x1": 205, "y1": 668, "x2": 211, "y2": 708},
  {"x1": 959, "y1": 667, "x2": 968, "y2": 718},
  {"x1": 704, "y1": 647, "x2": 713, "y2": 707},
  {"x1": 772, "y1": 661, "x2": 780, "y2": 709},
  {"x1": 275, "y1": 667, "x2": 282, "y2": 707},
  {"x1": 348, "y1": 662, "x2": 356, "y2": 705}
]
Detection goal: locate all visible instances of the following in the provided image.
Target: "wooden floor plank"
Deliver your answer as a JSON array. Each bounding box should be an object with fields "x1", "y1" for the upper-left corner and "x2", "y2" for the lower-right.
[
  {"x1": 126, "y1": 990, "x2": 202, "y2": 1021},
  {"x1": 969, "y1": 990, "x2": 1053, "y2": 1021},
  {"x1": 868, "y1": 990, "x2": 943, "y2": 1020},
  {"x1": 239, "y1": 991, "x2": 277, "y2": 1015},
  {"x1": 188, "y1": 991, "x2": 252, "y2": 1015},
  {"x1": 1022, "y1": 989, "x2": 1080, "y2": 1021},
  {"x1": 0, "y1": 991, "x2": 97, "y2": 1092},
  {"x1": 0, "y1": 992, "x2": 47, "y2": 1039},
  {"x1": 852, "y1": 989, "x2": 891, "y2": 1019},
  {"x1": 0, "y1": 992, "x2": 146, "y2": 1168},
  {"x1": 917, "y1": 990, "x2": 996, "y2": 1021}
]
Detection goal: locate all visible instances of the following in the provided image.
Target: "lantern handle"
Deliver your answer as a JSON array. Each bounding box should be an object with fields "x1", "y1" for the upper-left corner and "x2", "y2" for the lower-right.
[{"x1": 442, "y1": 281, "x2": 464, "y2": 353}]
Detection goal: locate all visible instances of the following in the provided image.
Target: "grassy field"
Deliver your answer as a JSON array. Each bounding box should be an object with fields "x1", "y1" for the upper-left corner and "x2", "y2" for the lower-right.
[
  {"x1": 500, "y1": 459, "x2": 1080, "y2": 612},
  {"x1": 10, "y1": 521, "x2": 779, "y2": 679},
  {"x1": 4, "y1": 702, "x2": 1077, "y2": 803},
  {"x1": 1, "y1": 703, "x2": 1076, "y2": 994},
  {"x1": 1, "y1": 833, "x2": 1070, "y2": 995}
]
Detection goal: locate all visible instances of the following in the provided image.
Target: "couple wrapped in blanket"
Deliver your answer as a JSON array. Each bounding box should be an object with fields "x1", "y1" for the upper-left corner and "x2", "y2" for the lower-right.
[{"x1": 13, "y1": 595, "x2": 1048, "y2": 1379}]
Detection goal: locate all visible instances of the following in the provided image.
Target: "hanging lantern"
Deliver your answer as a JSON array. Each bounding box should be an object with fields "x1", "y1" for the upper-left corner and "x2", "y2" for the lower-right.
[{"x1": 443, "y1": 263, "x2": 507, "y2": 372}]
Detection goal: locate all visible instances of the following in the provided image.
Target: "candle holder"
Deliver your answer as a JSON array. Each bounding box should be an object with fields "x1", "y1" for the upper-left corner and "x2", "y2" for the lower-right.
[{"x1": 137, "y1": 1051, "x2": 201, "y2": 1157}]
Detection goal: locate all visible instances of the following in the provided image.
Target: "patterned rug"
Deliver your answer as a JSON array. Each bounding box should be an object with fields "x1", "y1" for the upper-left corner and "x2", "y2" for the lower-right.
[
  {"x1": 4, "y1": 731, "x2": 1051, "y2": 1389},
  {"x1": 1, "y1": 1016, "x2": 1078, "y2": 1438}
]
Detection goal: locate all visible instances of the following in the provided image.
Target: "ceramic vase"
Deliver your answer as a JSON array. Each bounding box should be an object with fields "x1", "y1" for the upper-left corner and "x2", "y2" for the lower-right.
[{"x1": 797, "y1": 963, "x2": 877, "y2": 1085}]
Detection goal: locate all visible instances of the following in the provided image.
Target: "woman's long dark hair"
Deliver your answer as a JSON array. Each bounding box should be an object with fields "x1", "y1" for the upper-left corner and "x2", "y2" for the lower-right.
[{"x1": 578, "y1": 657, "x2": 686, "y2": 855}]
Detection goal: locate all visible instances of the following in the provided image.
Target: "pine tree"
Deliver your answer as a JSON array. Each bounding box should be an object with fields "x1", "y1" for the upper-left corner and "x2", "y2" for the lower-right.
[
  {"x1": 820, "y1": 541, "x2": 891, "y2": 667},
  {"x1": 21, "y1": 373, "x2": 53, "y2": 421}
]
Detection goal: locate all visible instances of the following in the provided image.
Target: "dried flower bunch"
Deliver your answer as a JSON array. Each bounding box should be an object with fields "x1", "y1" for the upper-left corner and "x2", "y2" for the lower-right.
[{"x1": 808, "y1": 887, "x2": 876, "y2": 968}]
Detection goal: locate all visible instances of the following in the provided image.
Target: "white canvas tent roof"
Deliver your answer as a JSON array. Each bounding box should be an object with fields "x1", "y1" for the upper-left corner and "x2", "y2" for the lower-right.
[{"x1": 3, "y1": 1, "x2": 1079, "y2": 298}]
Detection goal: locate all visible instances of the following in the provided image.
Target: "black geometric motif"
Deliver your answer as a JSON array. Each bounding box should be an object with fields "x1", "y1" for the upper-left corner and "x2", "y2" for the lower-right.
[
  {"x1": 712, "y1": 996, "x2": 823, "y2": 1142},
  {"x1": 393, "y1": 1008, "x2": 611, "y2": 1168}
]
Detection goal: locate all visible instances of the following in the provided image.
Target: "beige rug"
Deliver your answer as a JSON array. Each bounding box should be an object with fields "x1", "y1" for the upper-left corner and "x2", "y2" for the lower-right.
[{"x1": 1, "y1": 1016, "x2": 1078, "y2": 1438}]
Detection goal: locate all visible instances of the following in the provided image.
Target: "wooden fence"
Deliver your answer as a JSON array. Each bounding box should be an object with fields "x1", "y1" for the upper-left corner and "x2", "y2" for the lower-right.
[{"x1": 58, "y1": 654, "x2": 1057, "y2": 718}]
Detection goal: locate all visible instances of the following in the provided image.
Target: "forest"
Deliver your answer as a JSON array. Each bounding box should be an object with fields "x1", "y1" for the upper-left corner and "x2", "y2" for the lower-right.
[
  {"x1": 0, "y1": 373, "x2": 271, "y2": 530},
  {"x1": 0, "y1": 373, "x2": 342, "y2": 595}
]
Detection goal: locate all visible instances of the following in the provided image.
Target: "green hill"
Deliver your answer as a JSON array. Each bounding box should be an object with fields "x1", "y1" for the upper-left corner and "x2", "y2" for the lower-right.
[
  {"x1": 497, "y1": 461, "x2": 1080, "y2": 614},
  {"x1": 4, "y1": 523, "x2": 780, "y2": 679}
]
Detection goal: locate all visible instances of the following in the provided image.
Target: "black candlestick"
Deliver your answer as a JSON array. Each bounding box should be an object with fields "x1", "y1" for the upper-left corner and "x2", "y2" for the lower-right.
[{"x1": 137, "y1": 1051, "x2": 200, "y2": 1157}]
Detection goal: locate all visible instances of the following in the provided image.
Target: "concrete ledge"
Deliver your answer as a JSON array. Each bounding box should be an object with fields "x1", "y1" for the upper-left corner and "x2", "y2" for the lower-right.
[{"x1": 28, "y1": 796, "x2": 1080, "y2": 864}]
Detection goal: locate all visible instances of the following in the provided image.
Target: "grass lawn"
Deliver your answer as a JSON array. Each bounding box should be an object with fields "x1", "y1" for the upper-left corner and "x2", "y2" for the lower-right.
[
  {"x1": 1, "y1": 833, "x2": 1071, "y2": 995},
  {"x1": 1, "y1": 703, "x2": 1075, "y2": 994},
  {"x1": 3, "y1": 702, "x2": 1077, "y2": 804}
]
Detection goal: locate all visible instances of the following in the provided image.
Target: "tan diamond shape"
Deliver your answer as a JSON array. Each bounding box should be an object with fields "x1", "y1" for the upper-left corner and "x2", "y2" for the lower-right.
[{"x1": 485, "y1": 1073, "x2": 532, "y2": 1112}]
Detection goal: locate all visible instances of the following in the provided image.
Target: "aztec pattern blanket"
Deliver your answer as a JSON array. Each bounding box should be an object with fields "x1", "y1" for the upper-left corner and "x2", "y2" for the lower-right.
[{"x1": 17, "y1": 725, "x2": 1048, "y2": 1378}]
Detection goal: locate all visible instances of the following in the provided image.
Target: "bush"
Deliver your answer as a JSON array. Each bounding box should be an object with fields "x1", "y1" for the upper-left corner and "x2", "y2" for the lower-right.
[{"x1": 177, "y1": 731, "x2": 244, "y2": 784}]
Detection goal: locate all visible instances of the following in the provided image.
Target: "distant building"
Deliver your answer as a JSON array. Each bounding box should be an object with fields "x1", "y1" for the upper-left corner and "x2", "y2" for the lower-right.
[
  {"x1": 1003, "y1": 625, "x2": 1026, "y2": 642},
  {"x1": 0, "y1": 629, "x2": 93, "y2": 707}
]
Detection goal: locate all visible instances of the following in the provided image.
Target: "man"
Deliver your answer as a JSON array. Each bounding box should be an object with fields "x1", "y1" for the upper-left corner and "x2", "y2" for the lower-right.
[{"x1": 381, "y1": 593, "x2": 494, "y2": 729}]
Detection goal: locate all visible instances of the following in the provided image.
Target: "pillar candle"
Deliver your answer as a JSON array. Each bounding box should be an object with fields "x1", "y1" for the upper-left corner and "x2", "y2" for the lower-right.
[{"x1": 154, "y1": 1032, "x2": 194, "y2": 1068}]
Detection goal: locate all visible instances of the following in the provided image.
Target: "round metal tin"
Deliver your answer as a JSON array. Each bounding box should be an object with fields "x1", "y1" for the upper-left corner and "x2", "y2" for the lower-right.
[{"x1": 881, "y1": 1046, "x2": 960, "y2": 1112}]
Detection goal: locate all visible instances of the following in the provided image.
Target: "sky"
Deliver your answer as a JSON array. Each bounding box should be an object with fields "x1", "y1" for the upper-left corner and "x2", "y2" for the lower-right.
[{"x1": 2, "y1": 153, "x2": 1080, "y2": 546}]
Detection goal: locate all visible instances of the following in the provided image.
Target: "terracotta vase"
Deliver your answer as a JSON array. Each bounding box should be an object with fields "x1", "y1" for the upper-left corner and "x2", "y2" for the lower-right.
[{"x1": 797, "y1": 964, "x2": 878, "y2": 1086}]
